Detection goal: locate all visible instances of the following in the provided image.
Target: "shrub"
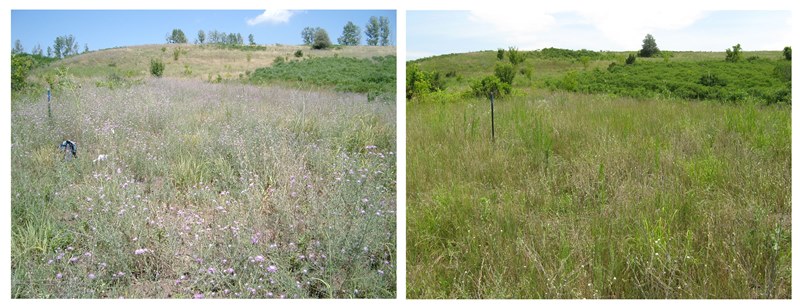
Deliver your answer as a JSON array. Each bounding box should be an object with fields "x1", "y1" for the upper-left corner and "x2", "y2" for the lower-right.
[
  {"x1": 519, "y1": 66, "x2": 532, "y2": 80},
  {"x1": 773, "y1": 61, "x2": 791, "y2": 83},
  {"x1": 508, "y1": 46, "x2": 525, "y2": 66},
  {"x1": 11, "y1": 54, "x2": 34, "y2": 91},
  {"x1": 497, "y1": 48, "x2": 505, "y2": 60},
  {"x1": 273, "y1": 56, "x2": 285, "y2": 65},
  {"x1": 471, "y1": 75, "x2": 511, "y2": 99},
  {"x1": 725, "y1": 44, "x2": 742, "y2": 62},
  {"x1": 698, "y1": 72, "x2": 727, "y2": 87},
  {"x1": 783, "y1": 46, "x2": 791, "y2": 61},
  {"x1": 149, "y1": 58, "x2": 165, "y2": 77},
  {"x1": 625, "y1": 54, "x2": 636, "y2": 65},
  {"x1": 406, "y1": 63, "x2": 445, "y2": 99},
  {"x1": 494, "y1": 62, "x2": 516, "y2": 85},
  {"x1": 294, "y1": 50, "x2": 304, "y2": 58},
  {"x1": 173, "y1": 48, "x2": 181, "y2": 61},
  {"x1": 607, "y1": 62, "x2": 619, "y2": 72},
  {"x1": 312, "y1": 29, "x2": 332, "y2": 50}
]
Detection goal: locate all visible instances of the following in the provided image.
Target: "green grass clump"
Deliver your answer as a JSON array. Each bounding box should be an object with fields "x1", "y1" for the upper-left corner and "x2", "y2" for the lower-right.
[{"x1": 250, "y1": 56, "x2": 396, "y2": 98}]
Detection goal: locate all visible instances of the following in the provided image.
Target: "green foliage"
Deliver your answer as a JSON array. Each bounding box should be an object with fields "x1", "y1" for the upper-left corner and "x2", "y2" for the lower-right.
[
  {"x1": 494, "y1": 62, "x2": 516, "y2": 85},
  {"x1": 545, "y1": 59, "x2": 791, "y2": 104},
  {"x1": 497, "y1": 48, "x2": 505, "y2": 60},
  {"x1": 11, "y1": 54, "x2": 34, "y2": 91},
  {"x1": 251, "y1": 56, "x2": 396, "y2": 96},
  {"x1": 294, "y1": 50, "x2": 304, "y2": 58},
  {"x1": 773, "y1": 61, "x2": 791, "y2": 83},
  {"x1": 52, "y1": 34, "x2": 79, "y2": 58},
  {"x1": 248, "y1": 33, "x2": 255, "y2": 45},
  {"x1": 167, "y1": 29, "x2": 188, "y2": 44},
  {"x1": 149, "y1": 58, "x2": 165, "y2": 77},
  {"x1": 579, "y1": 56, "x2": 590, "y2": 69},
  {"x1": 197, "y1": 30, "x2": 206, "y2": 44},
  {"x1": 183, "y1": 64, "x2": 192, "y2": 76},
  {"x1": 698, "y1": 72, "x2": 727, "y2": 87},
  {"x1": 625, "y1": 54, "x2": 636, "y2": 65},
  {"x1": 725, "y1": 44, "x2": 743, "y2": 62},
  {"x1": 365, "y1": 17, "x2": 380, "y2": 46},
  {"x1": 172, "y1": 47, "x2": 181, "y2": 61},
  {"x1": 95, "y1": 70, "x2": 142, "y2": 89},
  {"x1": 379, "y1": 16, "x2": 391, "y2": 46},
  {"x1": 783, "y1": 46, "x2": 791, "y2": 61},
  {"x1": 301, "y1": 27, "x2": 321, "y2": 45},
  {"x1": 639, "y1": 34, "x2": 660, "y2": 57},
  {"x1": 273, "y1": 56, "x2": 285, "y2": 65},
  {"x1": 406, "y1": 64, "x2": 445, "y2": 100},
  {"x1": 338, "y1": 21, "x2": 362, "y2": 46},
  {"x1": 246, "y1": 52, "x2": 252, "y2": 62},
  {"x1": 662, "y1": 51, "x2": 673, "y2": 62},
  {"x1": 528, "y1": 47, "x2": 611, "y2": 60},
  {"x1": 312, "y1": 29, "x2": 333, "y2": 50},
  {"x1": 507, "y1": 46, "x2": 525, "y2": 66},
  {"x1": 519, "y1": 65, "x2": 533, "y2": 81},
  {"x1": 470, "y1": 75, "x2": 511, "y2": 99}
]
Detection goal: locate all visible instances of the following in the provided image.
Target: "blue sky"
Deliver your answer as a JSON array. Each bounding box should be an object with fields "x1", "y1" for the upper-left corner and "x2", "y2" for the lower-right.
[
  {"x1": 408, "y1": 10, "x2": 792, "y2": 60},
  {"x1": 11, "y1": 10, "x2": 396, "y2": 53}
]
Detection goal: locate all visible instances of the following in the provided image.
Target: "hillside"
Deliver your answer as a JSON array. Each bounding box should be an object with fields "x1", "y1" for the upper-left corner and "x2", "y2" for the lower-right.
[
  {"x1": 408, "y1": 49, "x2": 789, "y2": 104},
  {"x1": 44, "y1": 44, "x2": 395, "y2": 79}
]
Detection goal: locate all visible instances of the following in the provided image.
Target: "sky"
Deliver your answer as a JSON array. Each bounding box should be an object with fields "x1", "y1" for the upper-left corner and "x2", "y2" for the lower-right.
[
  {"x1": 407, "y1": 10, "x2": 792, "y2": 60},
  {"x1": 10, "y1": 10, "x2": 396, "y2": 53}
]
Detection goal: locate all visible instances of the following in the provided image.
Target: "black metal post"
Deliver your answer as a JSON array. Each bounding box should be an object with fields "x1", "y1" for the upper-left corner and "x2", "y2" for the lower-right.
[
  {"x1": 47, "y1": 88, "x2": 51, "y2": 118},
  {"x1": 490, "y1": 92, "x2": 495, "y2": 143}
]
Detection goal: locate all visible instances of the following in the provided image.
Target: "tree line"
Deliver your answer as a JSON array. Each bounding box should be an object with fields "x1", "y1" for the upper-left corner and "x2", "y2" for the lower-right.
[{"x1": 301, "y1": 16, "x2": 391, "y2": 50}]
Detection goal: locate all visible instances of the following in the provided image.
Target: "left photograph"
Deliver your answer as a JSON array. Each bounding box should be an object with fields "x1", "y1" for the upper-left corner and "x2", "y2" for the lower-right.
[{"x1": 11, "y1": 10, "x2": 397, "y2": 298}]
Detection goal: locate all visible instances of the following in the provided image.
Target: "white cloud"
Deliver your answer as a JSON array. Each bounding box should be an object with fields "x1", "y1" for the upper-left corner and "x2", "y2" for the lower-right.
[
  {"x1": 247, "y1": 10, "x2": 294, "y2": 26},
  {"x1": 576, "y1": 9, "x2": 707, "y2": 50},
  {"x1": 467, "y1": 10, "x2": 557, "y2": 50}
]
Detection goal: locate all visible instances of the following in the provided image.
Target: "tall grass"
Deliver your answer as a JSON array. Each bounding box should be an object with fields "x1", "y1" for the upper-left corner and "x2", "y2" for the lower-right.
[
  {"x1": 11, "y1": 78, "x2": 396, "y2": 298},
  {"x1": 407, "y1": 91, "x2": 790, "y2": 298}
]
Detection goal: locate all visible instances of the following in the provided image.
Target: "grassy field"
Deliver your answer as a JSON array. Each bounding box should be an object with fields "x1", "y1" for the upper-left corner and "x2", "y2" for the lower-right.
[
  {"x1": 11, "y1": 45, "x2": 396, "y2": 298},
  {"x1": 406, "y1": 51, "x2": 791, "y2": 298}
]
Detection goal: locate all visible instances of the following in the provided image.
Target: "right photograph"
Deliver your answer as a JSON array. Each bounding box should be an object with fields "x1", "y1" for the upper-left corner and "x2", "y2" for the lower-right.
[{"x1": 406, "y1": 10, "x2": 791, "y2": 299}]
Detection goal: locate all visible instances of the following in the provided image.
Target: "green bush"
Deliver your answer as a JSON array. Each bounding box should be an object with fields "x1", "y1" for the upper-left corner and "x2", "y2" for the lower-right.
[
  {"x1": 470, "y1": 75, "x2": 511, "y2": 99},
  {"x1": 312, "y1": 29, "x2": 332, "y2": 50},
  {"x1": 508, "y1": 46, "x2": 525, "y2": 66},
  {"x1": 783, "y1": 46, "x2": 791, "y2": 61},
  {"x1": 407, "y1": 63, "x2": 445, "y2": 99},
  {"x1": 494, "y1": 62, "x2": 516, "y2": 85},
  {"x1": 497, "y1": 48, "x2": 505, "y2": 60},
  {"x1": 149, "y1": 58, "x2": 165, "y2": 77},
  {"x1": 625, "y1": 54, "x2": 636, "y2": 65},
  {"x1": 725, "y1": 44, "x2": 742, "y2": 63},
  {"x1": 294, "y1": 50, "x2": 304, "y2": 58},
  {"x1": 11, "y1": 54, "x2": 34, "y2": 91},
  {"x1": 698, "y1": 73, "x2": 727, "y2": 87},
  {"x1": 273, "y1": 56, "x2": 285, "y2": 65}
]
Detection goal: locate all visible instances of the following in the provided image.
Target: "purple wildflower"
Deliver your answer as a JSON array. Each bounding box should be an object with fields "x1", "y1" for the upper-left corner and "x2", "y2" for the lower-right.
[
  {"x1": 267, "y1": 264, "x2": 278, "y2": 273},
  {"x1": 254, "y1": 255, "x2": 265, "y2": 262},
  {"x1": 56, "y1": 273, "x2": 63, "y2": 279},
  {"x1": 88, "y1": 273, "x2": 96, "y2": 280},
  {"x1": 193, "y1": 293, "x2": 205, "y2": 299},
  {"x1": 134, "y1": 248, "x2": 148, "y2": 255}
]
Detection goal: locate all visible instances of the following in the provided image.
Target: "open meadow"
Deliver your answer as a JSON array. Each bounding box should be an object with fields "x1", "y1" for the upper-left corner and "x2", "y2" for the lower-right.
[
  {"x1": 11, "y1": 44, "x2": 396, "y2": 298},
  {"x1": 406, "y1": 49, "x2": 791, "y2": 298}
]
